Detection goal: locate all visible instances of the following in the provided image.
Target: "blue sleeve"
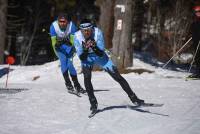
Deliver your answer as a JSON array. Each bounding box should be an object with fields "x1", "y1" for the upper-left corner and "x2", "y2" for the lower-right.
[
  {"x1": 96, "y1": 29, "x2": 105, "y2": 51},
  {"x1": 70, "y1": 22, "x2": 78, "y2": 35},
  {"x1": 50, "y1": 24, "x2": 56, "y2": 37},
  {"x1": 74, "y1": 36, "x2": 83, "y2": 57}
]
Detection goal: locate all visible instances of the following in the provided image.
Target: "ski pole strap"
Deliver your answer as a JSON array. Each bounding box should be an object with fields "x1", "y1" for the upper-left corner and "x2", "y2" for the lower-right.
[{"x1": 162, "y1": 37, "x2": 192, "y2": 68}]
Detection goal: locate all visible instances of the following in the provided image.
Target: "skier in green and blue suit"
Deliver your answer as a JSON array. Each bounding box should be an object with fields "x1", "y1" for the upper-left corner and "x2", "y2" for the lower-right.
[{"x1": 50, "y1": 13, "x2": 85, "y2": 95}]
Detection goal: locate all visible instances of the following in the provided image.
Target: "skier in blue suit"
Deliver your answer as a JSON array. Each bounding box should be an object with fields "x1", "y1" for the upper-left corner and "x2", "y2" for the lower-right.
[
  {"x1": 50, "y1": 13, "x2": 85, "y2": 95},
  {"x1": 74, "y1": 19, "x2": 144, "y2": 114}
]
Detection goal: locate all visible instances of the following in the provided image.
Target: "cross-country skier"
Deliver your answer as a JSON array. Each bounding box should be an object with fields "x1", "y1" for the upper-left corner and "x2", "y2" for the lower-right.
[
  {"x1": 50, "y1": 13, "x2": 85, "y2": 95},
  {"x1": 73, "y1": 19, "x2": 145, "y2": 114},
  {"x1": 188, "y1": 5, "x2": 200, "y2": 78}
]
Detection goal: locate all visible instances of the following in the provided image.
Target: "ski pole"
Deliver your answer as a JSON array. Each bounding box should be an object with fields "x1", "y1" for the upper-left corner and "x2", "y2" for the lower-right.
[
  {"x1": 5, "y1": 64, "x2": 10, "y2": 88},
  {"x1": 162, "y1": 37, "x2": 192, "y2": 68},
  {"x1": 105, "y1": 49, "x2": 120, "y2": 60},
  {"x1": 188, "y1": 40, "x2": 200, "y2": 73},
  {"x1": 5, "y1": 56, "x2": 15, "y2": 88}
]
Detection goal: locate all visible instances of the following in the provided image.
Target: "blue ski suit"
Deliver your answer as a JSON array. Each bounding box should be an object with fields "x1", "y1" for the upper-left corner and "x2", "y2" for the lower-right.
[
  {"x1": 50, "y1": 20, "x2": 77, "y2": 75},
  {"x1": 74, "y1": 27, "x2": 143, "y2": 110},
  {"x1": 74, "y1": 27, "x2": 114, "y2": 71},
  {"x1": 49, "y1": 19, "x2": 85, "y2": 91}
]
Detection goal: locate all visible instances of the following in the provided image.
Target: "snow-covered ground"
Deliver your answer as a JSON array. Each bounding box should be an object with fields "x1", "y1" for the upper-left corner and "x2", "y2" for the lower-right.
[{"x1": 0, "y1": 55, "x2": 200, "y2": 134}]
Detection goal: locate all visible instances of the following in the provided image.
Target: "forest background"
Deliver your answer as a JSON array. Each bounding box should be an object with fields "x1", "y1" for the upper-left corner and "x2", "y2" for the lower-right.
[{"x1": 0, "y1": 0, "x2": 197, "y2": 70}]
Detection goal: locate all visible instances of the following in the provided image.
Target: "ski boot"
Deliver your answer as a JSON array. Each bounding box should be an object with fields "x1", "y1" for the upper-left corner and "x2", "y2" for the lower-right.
[
  {"x1": 88, "y1": 102, "x2": 98, "y2": 118},
  {"x1": 129, "y1": 94, "x2": 145, "y2": 106},
  {"x1": 90, "y1": 103, "x2": 98, "y2": 111},
  {"x1": 75, "y1": 85, "x2": 86, "y2": 94},
  {"x1": 71, "y1": 74, "x2": 86, "y2": 94},
  {"x1": 66, "y1": 85, "x2": 80, "y2": 96},
  {"x1": 90, "y1": 98, "x2": 98, "y2": 112}
]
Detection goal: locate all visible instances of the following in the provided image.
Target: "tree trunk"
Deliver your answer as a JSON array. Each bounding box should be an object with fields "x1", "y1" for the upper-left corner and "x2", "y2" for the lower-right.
[
  {"x1": 112, "y1": 0, "x2": 133, "y2": 70},
  {"x1": 0, "y1": 0, "x2": 7, "y2": 64},
  {"x1": 133, "y1": 0, "x2": 144, "y2": 51},
  {"x1": 20, "y1": 1, "x2": 40, "y2": 65},
  {"x1": 95, "y1": 0, "x2": 115, "y2": 49}
]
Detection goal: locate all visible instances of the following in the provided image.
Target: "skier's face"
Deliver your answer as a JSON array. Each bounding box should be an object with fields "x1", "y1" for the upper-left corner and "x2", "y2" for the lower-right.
[
  {"x1": 58, "y1": 18, "x2": 68, "y2": 30},
  {"x1": 81, "y1": 28, "x2": 93, "y2": 40},
  {"x1": 194, "y1": 6, "x2": 200, "y2": 18}
]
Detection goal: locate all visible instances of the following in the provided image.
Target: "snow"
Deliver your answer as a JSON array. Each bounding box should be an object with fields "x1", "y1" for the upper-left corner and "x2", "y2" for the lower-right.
[{"x1": 0, "y1": 54, "x2": 200, "y2": 134}]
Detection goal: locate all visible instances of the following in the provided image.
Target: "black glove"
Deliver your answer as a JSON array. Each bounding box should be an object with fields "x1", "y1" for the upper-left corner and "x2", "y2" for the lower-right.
[
  {"x1": 63, "y1": 36, "x2": 72, "y2": 46},
  {"x1": 87, "y1": 39, "x2": 103, "y2": 57},
  {"x1": 92, "y1": 46, "x2": 104, "y2": 57},
  {"x1": 85, "y1": 38, "x2": 96, "y2": 49},
  {"x1": 55, "y1": 37, "x2": 63, "y2": 48},
  {"x1": 82, "y1": 41, "x2": 89, "y2": 52},
  {"x1": 56, "y1": 36, "x2": 72, "y2": 48},
  {"x1": 80, "y1": 41, "x2": 89, "y2": 61}
]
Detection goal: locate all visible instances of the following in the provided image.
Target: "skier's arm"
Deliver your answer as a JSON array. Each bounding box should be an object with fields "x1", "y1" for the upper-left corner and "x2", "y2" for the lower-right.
[
  {"x1": 79, "y1": 41, "x2": 89, "y2": 61},
  {"x1": 74, "y1": 36, "x2": 88, "y2": 61},
  {"x1": 92, "y1": 29, "x2": 105, "y2": 57},
  {"x1": 69, "y1": 34, "x2": 75, "y2": 46},
  {"x1": 67, "y1": 22, "x2": 77, "y2": 46},
  {"x1": 50, "y1": 24, "x2": 59, "y2": 57},
  {"x1": 88, "y1": 39, "x2": 103, "y2": 57},
  {"x1": 50, "y1": 36, "x2": 58, "y2": 55},
  {"x1": 92, "y1": 45, "x2": 104, "y2": 57}
]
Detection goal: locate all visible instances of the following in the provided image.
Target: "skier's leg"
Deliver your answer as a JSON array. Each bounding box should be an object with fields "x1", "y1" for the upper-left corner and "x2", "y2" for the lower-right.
[
  {"x1": 70, "y1": 74, "x2": 86, "y2": 93},
  {"x1": 63, "y1": 70, "x2": 74, "y2": 92},
  {"x1": 106, "y1": 66, "x2": 144, "y2": 105},
  {"x1": 56, "y1": 51, "x2": 74, "y2": 91},
  {"x1": 82, "y1": 65, "x2": 98, "y2": 110},
  {"x1": 95, "y1": 56, "x2": 144, "y2": 104},
  {"x1": 68, "y1": 59, "x2": 86, "y2": 93}
]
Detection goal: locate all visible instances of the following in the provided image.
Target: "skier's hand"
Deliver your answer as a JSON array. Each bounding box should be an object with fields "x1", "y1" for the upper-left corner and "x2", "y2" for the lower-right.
[
  {"x1": 63, "y1": 36, "x2": 72, "y2": 46},
  {"x1": 82, "y1": 41, "x2": 89, "y2": 52},
  {"x1": 55, "y1": 37, "x2": 63, "y2": 48},
  {"x1": 56, "y1": 36, "x2": 72, "y2": 47},
  {"x1": 56, "y1": 37, "x2": 63, "y2": 44},
  {"x1": 86, "y1": 39, "x2": 96, "y2": 49}
]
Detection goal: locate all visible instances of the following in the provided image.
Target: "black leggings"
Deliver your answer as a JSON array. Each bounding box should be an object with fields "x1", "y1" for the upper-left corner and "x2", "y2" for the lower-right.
[
  {"x1": 82, "y1": 66, "x2": 97, "y2": 106},
  {"x1": 106, "y1": 66, "x2": 136, "y2": 97},
  {"x1": 82, "y1": 66, "x2": 136, "y2": 107}
]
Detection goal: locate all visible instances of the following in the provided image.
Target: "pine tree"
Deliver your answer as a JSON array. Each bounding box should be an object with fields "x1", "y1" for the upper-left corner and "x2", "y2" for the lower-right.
[{"x1": 0, "y1": 0, "x2": 7, "y2": 64}]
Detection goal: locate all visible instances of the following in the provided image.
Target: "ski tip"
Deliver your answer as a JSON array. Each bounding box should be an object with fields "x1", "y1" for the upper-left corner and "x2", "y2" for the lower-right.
[
  {"x1": 135, "y1": 103, "x2": 164, "y2": 107},
  {"x1": 144, "y1": 103, "x2": 164, "y2": 107}
]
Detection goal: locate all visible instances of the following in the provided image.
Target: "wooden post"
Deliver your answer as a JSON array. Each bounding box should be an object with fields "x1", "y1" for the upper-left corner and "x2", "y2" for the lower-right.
[{"x1": 112, "y1": 0, "x2": 133, "y2": 70}]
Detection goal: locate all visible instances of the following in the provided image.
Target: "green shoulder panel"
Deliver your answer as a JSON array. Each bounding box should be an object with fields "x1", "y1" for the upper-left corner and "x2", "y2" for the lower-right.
[
  {"x1": 50, "y1": 36, "x2": 58, "y2": 56},
  {"x1": 69, "y1": 34, "x2": 75, "y2": 46}
]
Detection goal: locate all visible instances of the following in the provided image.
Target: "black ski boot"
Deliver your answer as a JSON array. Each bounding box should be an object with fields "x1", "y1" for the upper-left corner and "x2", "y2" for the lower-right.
[
  {"x1": 90, "y1": 103, "x2": 98, "y2": 112},
  {"x1": 63, "y1": 71, "x2": 80, "y2": 96},
  {"x1": 74, "y1": 85, "x2": 86, "y2": 94},
  {"x1": 129, "y1": 94, "x2": 145, "y2": 106},
  {"x1": 66, "y1": 84, "x2": 80, "y2": 96},
  {"x1": 89, "y1": 98, "x2": 98, "y2": 111},
  {"x1": 88, "y1": 99, "x2": 98, "y2": 118},
  {"x1": 71, "y1": 74, "x2": 86, "y2": 94}
]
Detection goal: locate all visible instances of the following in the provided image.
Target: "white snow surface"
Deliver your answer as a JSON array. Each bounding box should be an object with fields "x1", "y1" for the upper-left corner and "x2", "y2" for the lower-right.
[{"x1": 0, "y1": 55, "x2": 200, "y2": 134}]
